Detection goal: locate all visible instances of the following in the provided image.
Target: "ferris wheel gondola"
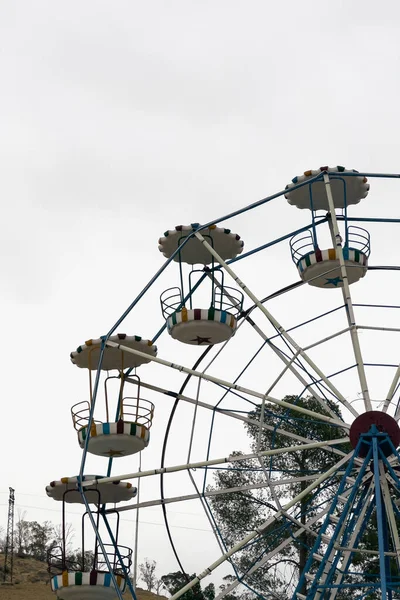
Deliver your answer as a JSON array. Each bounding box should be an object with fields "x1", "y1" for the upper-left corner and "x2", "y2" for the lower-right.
[
  {"x1": 287, "y1": 166, "x2": 370, "y2": 288},
  {"x1": 70, "y1": 335, "x2": 156, "y2": 458},
  {"x1": 159, "y1": 224, "x2": 244, "y2": 345}
]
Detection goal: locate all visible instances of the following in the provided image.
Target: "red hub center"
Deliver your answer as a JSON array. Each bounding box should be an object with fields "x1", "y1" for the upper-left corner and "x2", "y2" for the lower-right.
[{"x1": 349, "y1": 411, "x2": 400, "y2": 457}]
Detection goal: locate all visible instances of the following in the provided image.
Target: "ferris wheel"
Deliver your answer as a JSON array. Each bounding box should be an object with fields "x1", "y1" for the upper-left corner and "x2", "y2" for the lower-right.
[{"x1": 45, "y1": 166, "x2": 400, "y2": 600}]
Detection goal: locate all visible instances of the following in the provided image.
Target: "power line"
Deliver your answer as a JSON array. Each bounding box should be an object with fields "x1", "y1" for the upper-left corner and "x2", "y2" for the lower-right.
[
  {"x1": 0, "y1": 502, "x2": 211, "y2": 533},
  {"x1": 0, "y1": 491, "x2": 201, "y2": 516}
]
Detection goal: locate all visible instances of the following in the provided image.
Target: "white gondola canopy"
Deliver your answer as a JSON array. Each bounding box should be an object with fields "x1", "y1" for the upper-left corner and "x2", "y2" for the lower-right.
[
  {"x1": 285, "y1": 166, "x2": 369, "y2": 210},
  {"x1": 70, "y1": 334, "x2": 157, "y2": 370},
  {"x1": 46, "y1": 475, "x2": 136, "y2": 504},
  {"x1": 158, "y1": 224, "x2": 244, "y2": 265}
]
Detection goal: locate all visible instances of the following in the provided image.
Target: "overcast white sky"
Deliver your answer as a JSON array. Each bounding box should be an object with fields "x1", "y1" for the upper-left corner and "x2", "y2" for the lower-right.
[{"x1": 1, "y1": 0, "x2": 400, "y2": 592}]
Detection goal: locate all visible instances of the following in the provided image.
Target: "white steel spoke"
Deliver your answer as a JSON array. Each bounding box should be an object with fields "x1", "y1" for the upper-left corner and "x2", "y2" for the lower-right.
[
  {"x1": 106, "y1": 480, "x2": 303, "y2": 513},
  {"x1": 303, "y1": 327, "x2": 351, "y2": 352},
  {"x1": 272, "y1": 472, "x2": 345, "y2": 488},
  {"x1": 323, "y1": 173, "x2": 372, "y2": 412},
  {"x1": 263, "y1": 349, "x2": 301, "y2": 396},
  {"x1": 256, "y1": 454, "x2": 283, "y2": 510},
  {"x1": 107, "y1": 473, "x2": 334, "y2": 515},
  {"x1": 380, "y1": 464, "x2": 400, "y2": 567},
  {"x1": 168, "y1": 453, "x2": 353, "y2": 600},
  {"x1": 107, "y1": 341, "x2": 348, "y2": 428},
  {"x1": 82, "y1": 438, "x2": 350, "y2": 489},
  {"x1": 206, "y1": 268, "x2": 340, "y2": 420},
  {"x1": 203, "y1": 271, "x2": 341, "y2": 423},
  {"x1": 357, "y1": 325, "x2": 400, "y2": 333},
  {"x1": 383, "y1": 362, "x2": 400, "y2": 413},
  {"x1": 127, "y1": 377, "x2": 354, "y2": 461},
  {"x1": 126, "y1": 377, "x2": 350, "y2": 453},
  {"x1": 239, "y1": 312, "x2": 343, "y2": 422},
  {"x1": 206, "y1": 285, "x2": 348, "y2": 423},
  {"x1": 193, "y1": 230, "x2": 358, "y2": 417}
]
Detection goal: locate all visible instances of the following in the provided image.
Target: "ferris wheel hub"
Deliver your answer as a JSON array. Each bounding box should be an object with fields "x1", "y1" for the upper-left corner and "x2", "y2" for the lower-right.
[{"x1": 350, "y1": 411, "x2": 400, "y2": 457}]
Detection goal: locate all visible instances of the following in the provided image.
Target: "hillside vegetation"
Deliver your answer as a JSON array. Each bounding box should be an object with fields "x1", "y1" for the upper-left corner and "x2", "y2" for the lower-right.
[{"x1": 0, "y1": 554, "x2": 167, "y2": 600}]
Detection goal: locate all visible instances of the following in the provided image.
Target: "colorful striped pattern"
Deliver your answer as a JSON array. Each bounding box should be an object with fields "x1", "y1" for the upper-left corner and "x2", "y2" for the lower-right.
[
  {"x1": 78, "y1": 421, "x2": 150, "y2": 447},
  {"x1": 297, "y1": 248, "x2": 368, "y2": 273},
  {"x1": 167, "y1": 308, "x2": 236, "y2": 332},
  {"x1": 51, "y1": 570, "x2": 126, "y2": 592}
]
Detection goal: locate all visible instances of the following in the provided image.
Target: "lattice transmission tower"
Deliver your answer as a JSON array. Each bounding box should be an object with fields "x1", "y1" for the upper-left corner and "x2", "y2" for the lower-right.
[{"x1": 3, "y1": 487, "x2": 15, "y2": 583}]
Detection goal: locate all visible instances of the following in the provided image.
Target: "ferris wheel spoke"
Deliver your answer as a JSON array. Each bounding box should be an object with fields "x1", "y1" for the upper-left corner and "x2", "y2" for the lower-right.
[
  {"x1": 323, "y1": 173, "x2": 372, "y2": 413},
  {"x1": 106, "y1": 471, "x2": 355, "y2": 516},
  {"x1": 126, "y1": 377, "x2": 351, "y2": 455},
  {"x1": 107, "y1": 480, "x2": 298, "y2": 514},
  {"x1": 81, "y1": 438, "x2": 351, "y2": 491},
  {"x1": 254, "y1": 454, "x2": 283, "y2": 509},
  {"x1": 240, "y1": 315, "x2": 346, "y2": 423},
  {"x1": 238, "y1": 293, "x2": 350, "y2": 419},
  {"x1": 383, "y1": 362, "x2": 400, "y2": 414},
  {"x1": 380, "y1": 464, "x2": 400, "y2": 568},
  {"x1": 108, "y1": 341, "x2": 348, "y2": 429},
  {"x1": 189, "y1": 291, "x2": 352, "y2": 426},
  {"x1": 193, "y1": 231, "x2": 359, "y2": 418}
]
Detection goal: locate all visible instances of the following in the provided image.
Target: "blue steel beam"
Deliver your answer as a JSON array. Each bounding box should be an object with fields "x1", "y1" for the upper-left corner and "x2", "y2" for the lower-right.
[
  {"x1": 298, "y1": 429, "x2": 400, "y2": 599},
  {"x1": 321, "y1": 483, "x2": 372, "y2": 593},
  {"x1": 299, "y1": 444, "x2": 372, "y2": 599},
  {"x1": 101, "y1": 512, "x2": 138, "y2": 600},
  {"x1": 372, "y1": 434, "x2": 389, "y2": 598}
]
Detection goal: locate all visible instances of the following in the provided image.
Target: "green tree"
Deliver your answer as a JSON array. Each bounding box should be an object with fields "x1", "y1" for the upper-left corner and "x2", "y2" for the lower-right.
[
  {"x1": 68, "y1": 549, "x2": 95, "y2": 571},
  {"x1": 218, "y1": 575, "x2": 240, "y2": 600},
  {"x1": 139, "y1": 558, "x2": 158, "y2": 592},
  {"x1": 208, "y1": 395, "x2": 350, "y2": 598},
  {"x1": 0, "y1": 526, "x2": 5, "y2": 553},
  {"x1": 14, "y1": 512, "x2": 30, "y2": 556},
  {"x1": 28, "y1": 521, "x2": 55, "y2": 561},
  {"x1": 161, "y1": 571, "x2": 204, "y2": 600},
  {"x1": 203, "y1": 582, "x2": 215, "y2": 600}
]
